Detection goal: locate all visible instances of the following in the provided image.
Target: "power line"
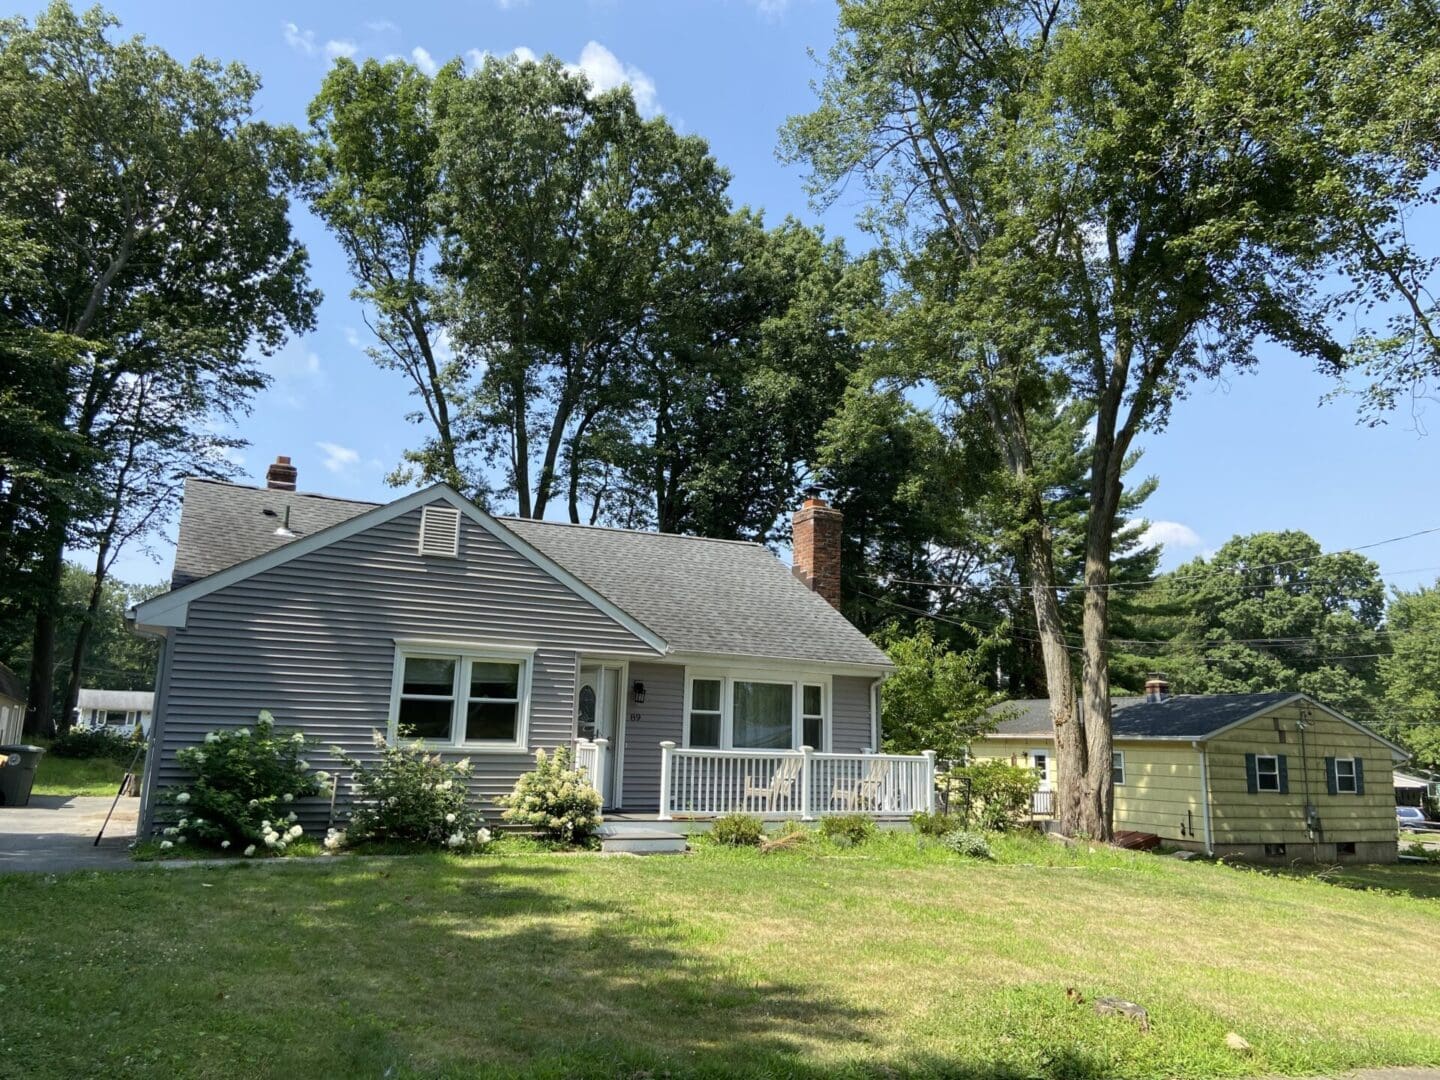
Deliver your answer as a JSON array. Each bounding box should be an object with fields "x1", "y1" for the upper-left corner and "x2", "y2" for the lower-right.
[{"x1": 878, "y1": 524, "x2": 1440, "y2": 595}]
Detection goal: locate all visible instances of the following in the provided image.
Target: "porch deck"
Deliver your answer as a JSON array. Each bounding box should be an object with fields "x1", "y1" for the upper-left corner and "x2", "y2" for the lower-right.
[{"x1": 577, "y1": 739, "x2": 938, "y2": 823}]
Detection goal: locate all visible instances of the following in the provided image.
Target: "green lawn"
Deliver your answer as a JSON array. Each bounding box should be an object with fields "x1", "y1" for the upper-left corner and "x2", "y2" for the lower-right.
[
  {"x1": 1, "y1": 834, "x2": 1437, "y2": 1079},
  {"x1": 29, "y1": 751, "x2": 129, "y2": 796}
]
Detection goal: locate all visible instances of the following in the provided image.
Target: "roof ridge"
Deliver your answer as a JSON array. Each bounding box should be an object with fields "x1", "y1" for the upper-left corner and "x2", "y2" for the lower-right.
[
  {"x1": 502, "y1": 515, "x2": 766, "y2": 549},
  {"x1": 186, "y1": 476, "x2": 383, "y2": 508}
]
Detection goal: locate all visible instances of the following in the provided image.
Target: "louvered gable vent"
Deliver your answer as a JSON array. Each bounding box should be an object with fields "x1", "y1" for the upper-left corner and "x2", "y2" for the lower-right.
[{"x1": 418, "y1": 505, "x2": 461, "y2": 557}]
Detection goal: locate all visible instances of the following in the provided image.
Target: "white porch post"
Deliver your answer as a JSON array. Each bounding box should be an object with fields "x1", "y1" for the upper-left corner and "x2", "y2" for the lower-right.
[
  {"x1": 800, "y1": 745, "x2": 815, "y2": 821},
  {"x1": 923, "y1": 750, "x2": 938, "y2": 814},
  {"x1": 658, "y1": 740, "x2": 675, "y2": 821},
  {"x1": 592, "y1": 737, "x2": 609, "y2": 808}
]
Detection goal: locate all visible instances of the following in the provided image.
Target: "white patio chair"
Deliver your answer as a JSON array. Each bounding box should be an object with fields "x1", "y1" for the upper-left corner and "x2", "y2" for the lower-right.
[
  {"x1": 831, "y1": 758, "x2": 890, "y2": 812},
  {"x1": 743, "y1": 756, "x2": 803, "y2": 813}
]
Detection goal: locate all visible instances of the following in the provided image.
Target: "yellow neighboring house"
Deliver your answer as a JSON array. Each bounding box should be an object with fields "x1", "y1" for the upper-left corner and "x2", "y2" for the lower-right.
[{"x1": 971, "y1": 683, "x2": 1409, "y2": 863}]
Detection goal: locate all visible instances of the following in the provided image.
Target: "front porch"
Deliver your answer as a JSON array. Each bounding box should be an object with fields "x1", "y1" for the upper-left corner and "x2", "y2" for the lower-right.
[{"x1": 577, "y1": 738, "x2": 937, "y2": 822}]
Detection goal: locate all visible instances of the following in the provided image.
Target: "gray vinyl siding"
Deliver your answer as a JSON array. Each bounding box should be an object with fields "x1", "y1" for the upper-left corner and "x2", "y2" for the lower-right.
[
  {"x1": 832, "y1": 675, "x2": 876, "y2": 752},
  {"x1": 148, "y1": 502, "x2": 658, "y2": 830},
  {"x1": 618, "y1": 661, "x2": 685, "y2": 810}
]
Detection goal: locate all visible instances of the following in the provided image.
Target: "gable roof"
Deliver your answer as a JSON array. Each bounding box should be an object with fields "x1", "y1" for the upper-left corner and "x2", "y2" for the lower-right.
[
  {"x1": 503, "y1": 518, "x2": 888, "y2": 667},
  {"x1": 985, "y1": 691, "x2": 1407, "y2": 754},
  {"x1": 148, "y1": 478, "x2": 890, "y2": 669}
]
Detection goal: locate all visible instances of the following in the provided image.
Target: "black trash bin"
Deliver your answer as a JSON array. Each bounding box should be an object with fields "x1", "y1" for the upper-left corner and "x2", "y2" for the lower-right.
[{"x1": 0, "y1": 744, "x2": 45, "y2": 806}]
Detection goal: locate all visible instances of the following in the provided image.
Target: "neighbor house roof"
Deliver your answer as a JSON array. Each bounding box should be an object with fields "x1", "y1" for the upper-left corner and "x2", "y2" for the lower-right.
[
  {"x1": 162, "y1": 478, "x2": 890, "y2": 669},
  {"x1": 988, "y1": 692, "x2": 1306, "y2": 741},
  {"x1": 76, "y1": 689, "x2": 154, "y2": 712},
  {"x1": 0, "y1": 661, "x2": 24, "y2": 704}
]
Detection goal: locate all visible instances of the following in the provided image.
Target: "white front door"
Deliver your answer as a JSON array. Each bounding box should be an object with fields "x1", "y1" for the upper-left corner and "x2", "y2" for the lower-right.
[
  {"x1": 578, "y1": 666, "x2": 622, "y2": 805},
  {"x1": 1030, "y1": 750, "x2": 1052, "y2": 791}
]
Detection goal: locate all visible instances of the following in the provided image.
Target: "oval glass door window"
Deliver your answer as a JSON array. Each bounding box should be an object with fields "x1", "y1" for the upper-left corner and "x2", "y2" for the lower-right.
[{"x1": 577, "y1": 684, "x2": 597, "y2": 739}]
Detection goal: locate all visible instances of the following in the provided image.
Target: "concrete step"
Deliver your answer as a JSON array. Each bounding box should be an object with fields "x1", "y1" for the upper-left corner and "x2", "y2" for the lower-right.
[{"x1": 596, "y1": 823, "x2": 688, "y2": 855}]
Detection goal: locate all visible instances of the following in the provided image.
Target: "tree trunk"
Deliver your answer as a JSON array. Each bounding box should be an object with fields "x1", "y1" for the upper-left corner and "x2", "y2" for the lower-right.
[
  {"x1": 22, "y1": 524, "x2": 66, "y2": 738},
  {"x1": 1078, "y1": 511, "x2": 1116, "y2": 840},
  {"x1": 59, "y1": 541, "x2": 112, "y2": 736}
]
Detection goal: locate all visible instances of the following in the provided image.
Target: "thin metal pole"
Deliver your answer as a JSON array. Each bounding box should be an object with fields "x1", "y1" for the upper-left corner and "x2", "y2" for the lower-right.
[{"x1": 95, "y1": 743, "x2": 145, "y2": 846}]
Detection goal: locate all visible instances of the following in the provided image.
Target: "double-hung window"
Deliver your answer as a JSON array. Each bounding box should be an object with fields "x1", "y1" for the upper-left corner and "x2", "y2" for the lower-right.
[
  {"x1": 391, "y1": 643, "x2": 531, "y2": 750},
  {"x1": 1333, "y1": 757, "x2": 1358, "y2": 794},
  {"x1": 1111, "y1": 751, "x2": 1125, "y2": 786},
  {"x1": 684, "y1": 674, "x2": 830, "y2": 751},
  {"x1": 1255, "y1": 754, "x2": 1281, "y2": 792}
]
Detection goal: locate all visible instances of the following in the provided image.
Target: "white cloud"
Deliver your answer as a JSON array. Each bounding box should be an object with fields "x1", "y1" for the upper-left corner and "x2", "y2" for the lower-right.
[
  {"x1": 749, "y1": 0, "x2": 790, "y2": 17},
  {"x1": 316, "y1": 441, "x2": 361, "y2": 473},
  {"x1": 261, "y1": 341, "x2": 325, "y2": 409},
  {"x1": 496, "y1": 0, "x2": 530, "y2": 7},
  {"x1": 342, "y1": 326, "x2": 365, "y2": 349},
  {"x1": 466, "y1": 48, "x2": 489, "y2": 69},
  {"x1": 1140, "y1": 521, "x2": 1204, "y2": 552},
  {"x1": 283, "y1": 21, "x2": 317, "y2": 56},
  {"x1": 325, "y1": 39, "x2": 358, "y2": 59},
  {"x1": 364, "y1": 19, "x2": 400, "y2": 34},
  {"x1": 567, "y1": 41, "x2": 660, "y2": 116},
  {"x1": 511, "y1": 46, "x2": 539, "y2": 65},
  {"x1": 411, "y1": 46, "x2": 438, "y2": 75}
]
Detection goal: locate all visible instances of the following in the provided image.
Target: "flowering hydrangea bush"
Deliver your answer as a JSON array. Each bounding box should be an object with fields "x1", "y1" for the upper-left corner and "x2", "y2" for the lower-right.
[
  {"x1": 161, "y1": 710, "x2": 326, "y2": 854},
  {"x1": 496, "y1": 747, "x2": 602, "y2": 844},
  {"x1": 335, "y1": 732, "x2": 490, "y2": 850}
]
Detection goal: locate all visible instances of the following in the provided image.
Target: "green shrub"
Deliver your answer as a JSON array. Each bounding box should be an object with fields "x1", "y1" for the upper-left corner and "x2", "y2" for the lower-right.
[
  {"x1": 338, "y1": 733, "x2": 491, "y2": 850},
  {"x1": 162, "y1": 711, "x2": 323, "y2": 855},
  {"x1": 910, "y1": 810, "x2": 958, "y2": 837},
  {"x1": 48, "y1": 727, "x2": 137, "y2": 764},
  {"x1": 951, "y1": 759, "x2": 1038, "y2": 831},
  {"x1": 819, "y1": 814, "x2": 878, "y2": 846},
  {"x1": 496, "y1": 747, "x2": 602, "y2": 844},
  {"x1": 710, "y1": 813, "x2": 766, "y2": 846},
  {"x1": 940, "y1": 829, "x2": 993, "y2": 859}
]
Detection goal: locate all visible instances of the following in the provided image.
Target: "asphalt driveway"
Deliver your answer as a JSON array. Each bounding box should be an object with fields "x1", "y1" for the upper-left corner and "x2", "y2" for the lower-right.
[{"x1": 0, "y1": 794, "x2": 137, "y2": 874}]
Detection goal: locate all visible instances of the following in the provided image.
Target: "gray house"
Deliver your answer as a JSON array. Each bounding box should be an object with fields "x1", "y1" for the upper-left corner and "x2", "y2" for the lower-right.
[{"x1": 131, "y1": 458, "x2": 919, "y2": 835}]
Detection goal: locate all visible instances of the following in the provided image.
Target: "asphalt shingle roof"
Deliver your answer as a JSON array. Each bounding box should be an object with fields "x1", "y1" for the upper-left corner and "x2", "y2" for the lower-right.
[
  {"x1": 989, "y1": 692, "x2": 1299, "y2": 740},
  {"x1": 167, "y1": 479, "x2": 890, "y2": 668}
]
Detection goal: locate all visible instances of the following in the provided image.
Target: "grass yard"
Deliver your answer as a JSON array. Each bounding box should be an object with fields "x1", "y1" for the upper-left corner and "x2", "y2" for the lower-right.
[
  {"x1": 29, "y1": 751, "x2": 129, "y2": 797},
  {"x1": 1, "y1": 834, "x2": 1437, "y2": 1080}
]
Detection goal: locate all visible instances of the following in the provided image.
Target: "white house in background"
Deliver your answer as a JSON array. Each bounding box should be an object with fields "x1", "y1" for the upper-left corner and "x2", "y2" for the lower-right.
[
  {"x1": 75, "y1": 689, "x2": 154, "y2": 736},
  {"x1": 0, "y1": 662, "x2": 25, "y2": 744}
]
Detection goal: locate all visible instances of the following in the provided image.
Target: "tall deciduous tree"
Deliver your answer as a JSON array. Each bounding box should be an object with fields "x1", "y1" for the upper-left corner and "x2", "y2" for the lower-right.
[
  {"x1": 0, "y1": 2, "x2": 317, "y2": 733},
  {"x1": 1377, "y1": 584, "x2": 1440, "y2": 770},
  {"x1": 785, "y1": 0, "x2": 1440, "y2": 838}
]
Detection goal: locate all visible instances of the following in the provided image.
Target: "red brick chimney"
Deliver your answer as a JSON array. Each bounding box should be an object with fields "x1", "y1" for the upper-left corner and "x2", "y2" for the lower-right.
[
  {"x1": 266, "y1": 455, "x2": 297, "y2": 491},
  {"x1": 792, "y1": 487, "x2": 843, "y2": 608},
  {"x1": 1145, "y1": 674, "x2": 1170, "y2": 703}
]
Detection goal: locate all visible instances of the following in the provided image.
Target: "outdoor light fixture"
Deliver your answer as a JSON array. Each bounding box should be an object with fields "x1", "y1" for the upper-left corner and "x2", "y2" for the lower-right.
[{"x1": 632, "y1": 681, "x2": 646, "y2": 703}]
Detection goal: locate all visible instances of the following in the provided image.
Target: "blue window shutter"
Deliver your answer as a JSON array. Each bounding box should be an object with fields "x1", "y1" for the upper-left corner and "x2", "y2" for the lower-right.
[
  {"x1": 1325, "y1": 757, "x2": 1337, "y2": 796},
  {"x1": 1245, "y1": 753, "x2": 1258, "y2": 794},
  {"x1": 1354, "y1": 757, "x2": 1365, "y2": 795},
  {"x1": 1277, "y1": 755, "x2": 1289, "y2": 795}
]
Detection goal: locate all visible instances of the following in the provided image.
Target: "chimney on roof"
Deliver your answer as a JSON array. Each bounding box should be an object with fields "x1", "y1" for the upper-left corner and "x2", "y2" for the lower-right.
[
  {"x1": 266, "y1": 455, "x2": 297, "y2": 492},
  {"x1": 1145, "y1": 673, "x2": 1170, "y2": 704},
  {"x1": 792, "y1": 486, "x2": 843, "y2": 609}
]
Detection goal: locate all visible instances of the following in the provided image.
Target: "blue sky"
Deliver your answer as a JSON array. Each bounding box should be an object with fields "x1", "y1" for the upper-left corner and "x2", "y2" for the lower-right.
[{"x1": 80, "y1": 0, "x2": 1440, "y2": 592}]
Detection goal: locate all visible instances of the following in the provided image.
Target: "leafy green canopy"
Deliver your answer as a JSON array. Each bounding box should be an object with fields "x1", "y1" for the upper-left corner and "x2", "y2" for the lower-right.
[
  {"x1": 1379, "y1": 583, "x2": 1440, "y2": 769},
  {"x1": 307, "y1": 53, "x2": 880, "y2": 541}
]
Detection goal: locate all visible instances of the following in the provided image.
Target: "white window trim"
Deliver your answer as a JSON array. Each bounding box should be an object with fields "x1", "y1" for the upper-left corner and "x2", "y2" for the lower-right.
[
  {"x1": 683, "y1": 669, "x2": 833, "y2": 751},
  {"x1": 1112, "y1": 750, "x2": 1125, "y2": 786},
  {"x1": 1255, "y1": 753, "x2": 1281, "y2": 792},
  {"x1": 1334, "y1": 756, "x2": 1358, "y2": 794},
  {"x1": 387, "y1": 639, "x2": 535, "y2": 752}
]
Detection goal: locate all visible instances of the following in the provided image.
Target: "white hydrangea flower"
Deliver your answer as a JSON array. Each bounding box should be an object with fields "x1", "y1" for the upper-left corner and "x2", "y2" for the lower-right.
[
  {"x1": 243, "y1": 844, "x2": 256, "y2": 857},
  {"x1": 315, "y1": 771, "x2": 330, "y2": 783},
  {"x1": 261, "y1": 820, "x2": 271, "y2": 830},
  {"x1": 163, "y1": 827, "x2": 177, "y2": 837},
  {"x1": 176, "y1": 836, "x2": 187, "y2": 844},
  {"x1": 298, "y1": 760, "x2": 310, "y2": 771},
  {"x1": 177, "y1": 819, "x2": 188, "y2": 828},
  {"x1": 444, "y1": 813, "x2": 456, "y2": 824},
  {"x1": 476, "y1": 828, "x2": 492, "y2": 844},
  {"x1": 192, "y1": 752, "x2": 205, "y2": 765},
  {"x1": 282, "y1": 793, "x2": 293, "y2": 803},
  {"x1": 292, "y1": 733, "x2": 305, "y2": 744},
  {"x1": 204, "y1": 731, "x2": 219, "y2": 744},
  {"x1": 287, "y1": 824, "x2": 303, "y2": 839},
  {"x1": 286, "y1": 812, "x2": 298, "y2": 823},
  {"x1": 220, "y1": 840, "x2": 231, "y2": 849},
  {"x1": 446, "y1": 833, "x2": 465, "y2": 848},
  {"x1": 249, "y1": 799, "x2": 260, "y2": 808},
  {"x1": 237, "y1": 728, "x2": 250, "y2": 737},
  {"x1": 323, "y1": 829, "x2": 345, "y2": 851},
  {"x1": 160, "y1": 840, "x2": 173, "y2": 850},
  {"x1": 175, "y1": 792, "x2": 191, "y2": 804}
]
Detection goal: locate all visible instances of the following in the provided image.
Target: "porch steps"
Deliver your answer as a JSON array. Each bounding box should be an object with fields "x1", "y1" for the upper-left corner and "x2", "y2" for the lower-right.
[{"x1": 596, "y1": 822, "x2": 689, "y2": 855}]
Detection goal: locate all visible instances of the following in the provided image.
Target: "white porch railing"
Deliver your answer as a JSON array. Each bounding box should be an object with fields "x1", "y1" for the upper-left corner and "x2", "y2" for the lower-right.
[
  {"x1": 1031, "y1": 789, "x2": 1054, "y2": 817},
  {"x1": 658, "y1": 742, "x2": 936, "y2": 820},
  {"x1": 574, "y1": 737, "x2": 609, "y2": 807}
]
